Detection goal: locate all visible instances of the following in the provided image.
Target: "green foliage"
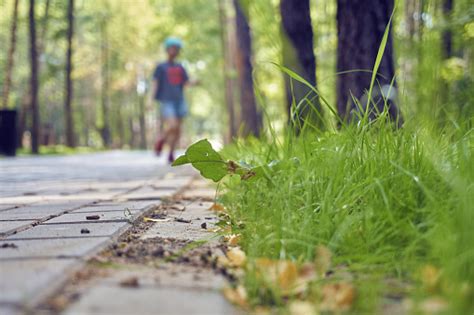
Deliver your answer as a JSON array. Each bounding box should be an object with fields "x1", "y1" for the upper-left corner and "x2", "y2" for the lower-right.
[
  {"x1": 172, "y1": 138, "x2": 265, "y2": 182},
  {"x1": 219, "y1": 118, "x2": 473, "y2": 312},
  {"x1": 172, "y1": 139, "x2": 228, "y2": 182}
]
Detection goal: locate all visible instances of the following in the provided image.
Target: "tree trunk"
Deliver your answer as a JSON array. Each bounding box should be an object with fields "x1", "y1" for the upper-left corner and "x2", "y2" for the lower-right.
[
  {"x1": 18, "y1": 0, "x2": 50, "y2": 148},
  {"x1": 64, "y1": 0, "x2": 75, "y2": 147},
  {"x1": 2, "y1": 0, "x2": 19, "y2": 110},
  {"x1": 442, "y1": 0, "x2": 453, "y2": 59},
  {"x1": 233, "y1": 0, "x2": 261, "y2": 137},
  {"x1": 39, "y1": 0, "x2": 50, "y2": 54},
  {"x1": 218, "y1": 0, "x2": 237, "y2": 143},
  {"x1": 280, "y1": 0, "x2": 322, "y2": 130},
  {"x1": 29, "y1": 0, "x2": 40, "y2": 154},
  {"x1": 100, "y1": 19, "x2": 111, "y2": 147},
  {"x1": 138, "y1": 94, "x2": 147, "y2": 149},
  {"x1": 336, "y1": 0, "x2": 401, "y2": 124}
]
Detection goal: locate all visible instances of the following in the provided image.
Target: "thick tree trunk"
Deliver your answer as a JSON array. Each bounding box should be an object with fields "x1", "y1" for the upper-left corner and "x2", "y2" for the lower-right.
[
  {"x1": 280, "y1": 0, "x2": 322, "y2": 130},
  {"x1": 442, "y1": 0, "x2": 453, "y2": 59},
  {"x1": 29, "y1": 0, "x2": 40, "y2": 154},
  {"x1": 233, "y1": 0, "x2": 261, "y2": 137},
  {"x1": 336, "y1": 0, "x2": 401, "y2": 124},
  {"x1": 64, "y1": 0, "x2": 75, "y2": 147},
  {"x1": 100, "y1": 20, "x2": 111, "y2": 147},
  {"x1": 2, "y1": 0, "x2": 19, "y2": 109},
  {"x1": 218, "y1": 0, "x2": 237, "y2": 142}
]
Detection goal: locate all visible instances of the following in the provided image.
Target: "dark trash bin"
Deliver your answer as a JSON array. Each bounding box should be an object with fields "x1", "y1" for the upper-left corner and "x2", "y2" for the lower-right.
[{"x1": 0, "y1": 109, "x2": 17, "y2": 156}]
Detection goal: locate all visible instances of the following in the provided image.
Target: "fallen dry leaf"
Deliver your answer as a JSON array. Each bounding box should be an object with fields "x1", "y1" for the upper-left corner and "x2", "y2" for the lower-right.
[
  {"x1": 209, "y1": 203, "x2": 225, "y2": 212},
  {"x1": 225, "y1": 234, "x2": 241, "y2": 246},
  {"x1": 320, "y1": 282, "x2": 355, "y2": 312},
  {"x1": 226, "y1": 247, "x2": 247, "y2": 267},
  {"x1": 255, "y1": 259, "x2": 317, "y2": 296},
  {"x1": 292, "y1": 262, "x2": 318, "y2": 294},
  {"x1": 288, "y1": 301, "x2": 317, "y2": 315},
  {"x1": 143, "y1": 217, "x2": 172, "y2": 223},
  {"x1": 278, "y1": 261, "x2": 299, "y2": 292},
  {"x1": 119, "y1": 277, "x2": 140, "y2": 288},
  {"x1": 223, "y1": 285, "x2": 248, "y2": 308},
  {"x1": 314, "y1": 245, "x2": 332, "y2": 276}
]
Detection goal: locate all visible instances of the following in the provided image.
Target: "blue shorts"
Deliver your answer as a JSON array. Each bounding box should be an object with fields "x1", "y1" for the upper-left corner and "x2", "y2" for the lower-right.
[{"x1": 159, "y1": 99, "x2": 187, "y2": 119}]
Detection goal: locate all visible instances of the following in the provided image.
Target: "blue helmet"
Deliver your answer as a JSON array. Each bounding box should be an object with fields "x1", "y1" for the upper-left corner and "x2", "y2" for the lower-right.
[{"x1": 164, "y1": 37, "x2": 183, "y2": 50}]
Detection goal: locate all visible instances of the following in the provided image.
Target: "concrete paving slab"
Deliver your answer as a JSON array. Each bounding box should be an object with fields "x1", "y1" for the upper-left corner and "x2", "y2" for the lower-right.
[
  {"x1": 183, "y1": 188, "x2": 216, "y2": 200},
  {"x1": 7, "y1": 221, "x2": 130, "y2": 240},
  {"x1": 0, "y1": 304, "x2": 22, "y2": 315},
  {"x1": 0, "y1": 196, "x2": 49, "y2": 205},
  {"x1": 149, "y1": 177, "x2": 193, "y2": 189},
  {"x1": 100, "y1": 265, "x2": 227, "y2": 290},
  {"x1": 43, "y1": 211, "x2": 134, "y2": 224},
  {"x1": 142, "y1": 202, "x2": 218, "y2": 241},
  {"x1": 64, "y1": 285, "x2": 239, "y2": 315},
  {"x1": 0, "y1": 221, "x2": 36, "y2": 235},
  {"x1": 0, "y1": 258, "x2": 78, "y2": 304},
  {"x1": 122, "y1": 186, "x2": 176, "y2": 201},
  {"x1": 73, "y1": 200, "x2": 158, "y2": 212},
  {"x1": 0, "y1": 203, "x2": 83, "y2": 220},
  {"x1": 0, "y1": 204, "x2": 19, "y2": 211},
  {"x1": 0, "y1": 237, "x2": 110, "y2": 259},
  {"x1": 0, "y1": 152, "x2": 198, "y2": 313}
]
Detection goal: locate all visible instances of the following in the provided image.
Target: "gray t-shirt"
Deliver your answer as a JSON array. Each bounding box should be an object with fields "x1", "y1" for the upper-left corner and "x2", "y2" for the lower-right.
[{"x1": 153, "y1": 62, "x2": 189, "y2": 102}]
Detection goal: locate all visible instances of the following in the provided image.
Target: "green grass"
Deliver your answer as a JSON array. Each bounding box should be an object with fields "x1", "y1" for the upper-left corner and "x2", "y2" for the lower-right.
[{"x1": 218, "y1": 117, "x2": 473, "y2": 313}]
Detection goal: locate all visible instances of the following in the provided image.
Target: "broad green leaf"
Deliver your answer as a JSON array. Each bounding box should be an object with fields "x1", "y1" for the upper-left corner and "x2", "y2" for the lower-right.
[
  {"x1": 172, "y1": 139, "x2": 228, "y2": 182},
  {"x1": 172, "y1": 154, "x2": 189, "y2": 166}
]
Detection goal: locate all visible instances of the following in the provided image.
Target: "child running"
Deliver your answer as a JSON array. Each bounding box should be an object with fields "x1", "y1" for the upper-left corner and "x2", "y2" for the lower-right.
[{"x1": 151, "y1": 37, "x2": 190, "y2": 163}]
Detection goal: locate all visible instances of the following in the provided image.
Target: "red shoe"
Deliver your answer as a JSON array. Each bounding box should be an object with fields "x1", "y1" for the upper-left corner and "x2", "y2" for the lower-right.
[
  {"x1": 154, "y1": 138, "x2": 165, "y2": 156},
  {"x1": 168, "y1": 152, "x2": 175, "y2": 164}
]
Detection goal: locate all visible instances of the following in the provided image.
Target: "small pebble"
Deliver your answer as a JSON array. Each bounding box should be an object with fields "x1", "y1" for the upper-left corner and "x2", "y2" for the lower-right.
[
  {"x1": 119, "y1": 277, "x2": 139, "y2": 288},
  {"x1": 201, "y1": 222, "x2": 207, "y2": 229},
  {"x1": 1, "y1": 243, "x2": 18, "y2": 249}
]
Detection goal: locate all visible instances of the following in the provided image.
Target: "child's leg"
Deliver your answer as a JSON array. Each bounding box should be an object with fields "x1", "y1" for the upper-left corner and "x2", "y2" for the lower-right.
[{"x1": 167, "y1": 118, "x2": 181, "y2": 161}]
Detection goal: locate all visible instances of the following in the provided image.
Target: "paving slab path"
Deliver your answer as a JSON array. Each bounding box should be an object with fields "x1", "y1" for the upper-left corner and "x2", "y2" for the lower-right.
[{"x1": 0, "y1": 151, "x2": 237, "y2": 315}]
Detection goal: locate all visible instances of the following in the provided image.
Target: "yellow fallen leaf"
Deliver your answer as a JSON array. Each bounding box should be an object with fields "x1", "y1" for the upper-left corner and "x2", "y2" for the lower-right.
[
  {"x1": 288, "y1": 301, "x2": 317, "y2": 315},
  {"x1": 421, "y1": 265, "x2": 441, "y2": 293},
  {"x1": 226, "y1": 247, "x2": 246, "y2": 267},
  {"x1": 226, "y1": 234, "x2": 241, "y2": 246},
  {"x1": 209, "y1": 203, "x2": 225, "y2": 212},
  {"x1": 320, "y1": 282, "x2": 355, "y2": 312},
  {"x1": 143, "y1": 217, "x2": 172, "y2": 223},
  {"x1": 292, "y1": 263, "x2": 318, "y2": 294},
  {"x1": 314, "y1": 245, "x2": 332, "y2": 276},
  {"x1": 223, "y1": 285, "x2": 248, "y2": 308},
  {"x1": 278, "y1": 261, "x2": 299, "y2": 292},
  {"x1": 255, "y1": 259, "x2": 316, "y2": 296}
]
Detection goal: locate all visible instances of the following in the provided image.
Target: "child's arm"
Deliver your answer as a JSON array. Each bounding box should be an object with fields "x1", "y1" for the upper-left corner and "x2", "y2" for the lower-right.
[
  {"x1": 150, "y1": 80, "x2": 158, "y2": 100},
  {"x1": 147, "y1": 65, "x2": 160, "y2": 108}
]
